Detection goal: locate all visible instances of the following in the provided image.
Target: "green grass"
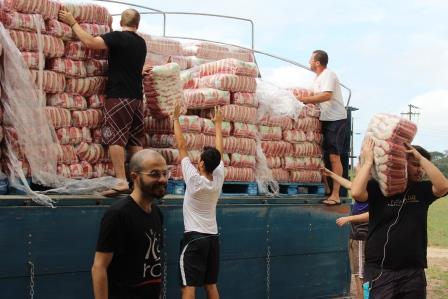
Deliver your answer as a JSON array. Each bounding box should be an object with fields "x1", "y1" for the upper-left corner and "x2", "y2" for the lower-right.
[
  {"x1": 427, "y1": 259, "x2": 448, "y2": 298},
  {"x1": 428, "y1": 196, "x2": 448, "y2": 248}
]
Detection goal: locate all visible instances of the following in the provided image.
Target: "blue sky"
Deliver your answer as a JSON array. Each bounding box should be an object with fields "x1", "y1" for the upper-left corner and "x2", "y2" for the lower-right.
[{"x1": 86, "y1": 0, "x2": 448, "y2": 155}]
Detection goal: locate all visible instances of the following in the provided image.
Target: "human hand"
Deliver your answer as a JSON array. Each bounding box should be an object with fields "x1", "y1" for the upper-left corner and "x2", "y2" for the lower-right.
[
  {"x1": 336, "y1": 217, "x2": 349, "y2": 227},
  {"x1": 173, "y1": 101, "x2": 182, "y2": 120},
  {"x1": 361, "y1": 138, "x2": 375, "y2": 165},
  {"x1": 320, "y1": 167, "x2": 333, "y2": 177},
  {"x1": 212, "y1": 106, "x2": 222, "y2": 123},
  {"x1": 58, "y1": 10, "x2": 77, "y2": 27},
  {"x1": 142, "y1": 64, "x2": 151, "y2": 75},
  {"x1": 404, "y1": 142, "x2": 423, "y2": 162}
]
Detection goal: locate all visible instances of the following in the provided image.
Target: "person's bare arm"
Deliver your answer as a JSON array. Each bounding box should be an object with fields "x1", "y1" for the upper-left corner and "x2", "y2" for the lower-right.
[
  {"x1": 336, "y1": 212, "x2": 369, "y2": 227},
  {"x1": 213, "y1": 106, "x2": 224, "y2": 158},
  {"x1": 173, "y1": 102, "x2": 188, "y2": 160},
  {"x1": 351, "y1": 138, "x2": 375, "y2": 201},
  {"x1": 322, "y1": 167, "x2": 352, "y2": 189},
  {"x1": 405, "y1": 143, "x2": 448, "y2": 197},
  {"x1": 59, "y1": 11, "x2": 107, "y2": 50},
  {"x1": 300, "y1": 91, "x2": 332, "y2": 104},
  {"x1": 91, "y1": 252, "x2": 113, "y2": 299}
]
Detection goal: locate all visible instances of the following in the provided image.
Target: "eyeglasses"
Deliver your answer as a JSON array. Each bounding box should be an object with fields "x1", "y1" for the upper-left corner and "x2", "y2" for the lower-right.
[{"x1": 138, "y1": 170, "x2": 171, "y2": 180}]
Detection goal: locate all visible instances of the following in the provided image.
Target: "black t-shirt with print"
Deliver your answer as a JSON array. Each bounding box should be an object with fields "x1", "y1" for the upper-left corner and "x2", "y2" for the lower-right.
[
  {"x1": 365, "y1": 180, "x2": 439, "y2": 273},
  {"x1": 96, "y1": 196, "x2": 163, "y2": 299},
  {"x1": 101, "y1": 31, "x2": 146, "y2": 99}
]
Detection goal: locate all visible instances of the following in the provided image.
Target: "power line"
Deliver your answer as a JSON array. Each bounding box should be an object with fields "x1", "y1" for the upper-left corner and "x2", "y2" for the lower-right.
[{"x1": 401, "y1": 104, "x2": 420, "y2": 121}]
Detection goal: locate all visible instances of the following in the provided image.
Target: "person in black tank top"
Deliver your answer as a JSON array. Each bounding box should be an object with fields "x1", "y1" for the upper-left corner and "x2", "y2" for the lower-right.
[{"x1": 59, "y1": 9, "x2": 148, "y2": 196}]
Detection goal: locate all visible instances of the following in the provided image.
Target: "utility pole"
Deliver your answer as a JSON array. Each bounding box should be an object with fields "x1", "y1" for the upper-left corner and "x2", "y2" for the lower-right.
[{"x1": 401, "y1": 104, "x2": 420, "y2": 121}]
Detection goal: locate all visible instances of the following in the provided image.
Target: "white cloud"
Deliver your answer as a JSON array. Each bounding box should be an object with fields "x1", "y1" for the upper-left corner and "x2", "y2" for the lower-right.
[{"x1": 261, "y1": 66, "x2": 314, "y2": 89}]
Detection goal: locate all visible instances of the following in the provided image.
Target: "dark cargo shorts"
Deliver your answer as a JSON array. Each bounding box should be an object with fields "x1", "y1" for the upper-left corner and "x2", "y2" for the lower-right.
[{"x1": 321, "y1": 119, "x2": 347, "y2": 155}]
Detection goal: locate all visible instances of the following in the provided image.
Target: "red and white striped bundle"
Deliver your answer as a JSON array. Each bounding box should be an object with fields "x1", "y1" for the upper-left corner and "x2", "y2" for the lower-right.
[
  {"x1": 21, "y1": 51, "x2": 42, "y2": 69},
  {"x1": 197, "y1": 74, "x2": 256, "y2": 93},
  {"x1": 65, "y1": 76, "x2": 107, "y2": 96},
  {"x1": 152, "y1": 148, "x2": 201, "y2": 165},
  {"x1": 365, "y1": 114, "x2": 418, "y2": 196},
  {"x1": 265, "y1": 157, "x2": 283, "y2": 169},
  {"x1": 85, "y1": 59, "x2": 108, "y2": 76},
  {"x1": 290, "y1": 87, "x2": 313, "y2": 100},
  {"x1": 290, "y1": 170, "x2": 322, "y2": 183},
  {"x1": 71, "y1": 109, "x2": 103, "y2": 128},
  {"x1": 56, "y1": 127, "x2": 84, "y2": 145},
  {"x1": 198, "y1": 58, "x2": 258, "y2": 78},
  {"x1": 47, "y1": 94, "x2": 87, "y2": 111},
  {"x1": 298, "y1": 104, "x2": 320, "y2": 118},
  {"x1": 47, "y1": 58, "x2": 87, "y2": 77},
  {"x1": 258, "y1": 115, "x2": 294, "y2": 130},
  {"x1": 232, "y1": 122, "x2": 258, "y2": 139},
  {"x1": 183, "y1": 88, "x2": 230, "y2": 109},
  {"x1": 271, "y1": 168, "x2": 290, "y2": 182},
  {"x1": 261, "y1": 141, "x2": 293, "y2": 157},
  {"x1": 68, "y1": 161, "x2": 93, "y2": 179},
  {"x1": 45, "y1": 19, "x2": 72, "y2": 39},
  {"x1": 9, "y1": 30, "x2": 64, "y2": 57},
  {"x1": 0, "y1": 10, "x2": 45, "y2": 32},
  {"x1": 295, "y1": 117, "x2": 321, "y2": 131},
  {"x1": 292, "y1": 143, "x2": 322, "y2": 157},
  {"x1": 223, "y1": 137, "x2": 256, "y2": 155},
  {"x1": 202, "y1": 119, "x2": 231, "y2": 136},
  {"x1": 3, "y1": 0, "x2": 60, "y2": 19},
  {"x1": 140, "y1": 34, "x2": 184, "y2": 56},
  {"x1": 230, "y1": 153, "x2": 256, "y2": 169},
  {"x1": 30, "y1": 70, "x2": 66, "y2": 93},
  {"x1": 196, "y1": 47, "x2": 254, "y2": 62},
  {"x1": 146, "y1": 134, "x2": 204, "y2": 150},
  {"x1": 61, "y1": 3, "x2": 111, "y2": 25},
  {"x1": 45, "y1": 107, "x2": 71, "y2": 128},
  {"x1": 87, "y1": 95, "x2": 105, "y2": 109},
  {"x1": 76, "y1": 142, "x2": 105, "y2": 164},
  {"x1": 56, "y1": 144, "x2": 78, "y2": 164},
  {"x1": 283, "y1": 130, "x2": 323, "y2": 144},
  {"x1": 221, "y1": 105, "x2": 257, "y2": 124},
  {"x1": 224, "y1": 167, "x2": 255, "y2": 181},
  {"x1": 258, "y1": 125, "x2": 282, "y2": 141},
  {"x1": 283, "y1": 157, "x2": 324, "y2": 171},
  {"x1": 64, "y1": 41, "x2": 107, "y2": 60},
  {"x1": 143, "y1": 63, "x2": 184, "y2": 118},
  {"x1": 231, "y1": 92, "x2": 258, "y2": 108}
]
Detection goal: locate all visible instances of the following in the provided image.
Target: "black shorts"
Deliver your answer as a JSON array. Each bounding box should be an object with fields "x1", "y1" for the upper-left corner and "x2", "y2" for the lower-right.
[
  {"x1": 179, "y1": 232, "x2": 220, "y2": 287},
  {"x1": 364, "y1": 267, "x2": 426, "y2": 299},
  {"x1": 321, "y1": 119, "x2": 347, "y2": 155}
]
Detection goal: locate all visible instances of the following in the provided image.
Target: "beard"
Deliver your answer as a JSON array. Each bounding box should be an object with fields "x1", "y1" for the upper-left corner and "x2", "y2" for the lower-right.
[{"x1": 138, "y1": 178, "x2": 167, "y2": 199}]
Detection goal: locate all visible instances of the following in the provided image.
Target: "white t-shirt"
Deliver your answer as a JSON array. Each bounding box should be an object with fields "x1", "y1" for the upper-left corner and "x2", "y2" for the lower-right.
[
  {"x1": 312, "y1": 68, "x2": 347, "y2": 121},
  {"x1": 181, "y1": 157, "x2": 225, "y2": 234}
]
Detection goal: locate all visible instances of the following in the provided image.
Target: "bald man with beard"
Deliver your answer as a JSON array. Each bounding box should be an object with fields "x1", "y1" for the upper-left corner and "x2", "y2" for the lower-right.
[
  {"x1": 59, "y1": 9, "x2": 148, "y2": 196},
  {"x1": 92, "y1": 150, "x2": 169, "y2": 299}
]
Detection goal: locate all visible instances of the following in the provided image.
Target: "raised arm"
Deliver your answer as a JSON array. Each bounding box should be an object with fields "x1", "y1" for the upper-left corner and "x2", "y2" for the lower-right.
[
  {"x1": 91, "y1": 252, "x2": 113, "y2": 299},
  {"x1": 405, "y1": 143, "x2": 448, "y2": 197},
  {"x1": 322, "y1": 167, "x2": 352, "y2": 189},
  {"x1": 213, "y1": 106, "x2": 224, "y2": 158},
  {"x1": 59, "y1": 11, "x2": 107, "y2": 50},
  {"x1": 173, "y1": 102, "x2": 188, "y2": 160},
  {"x1": 351, "y1": 138, "x2": 375, "y2": 201}
]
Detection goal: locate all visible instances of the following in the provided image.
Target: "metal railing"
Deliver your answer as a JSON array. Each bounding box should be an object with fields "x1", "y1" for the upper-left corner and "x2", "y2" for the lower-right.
[{"x1": 92, "y1": 0, "x2": 352, "y2": 105}]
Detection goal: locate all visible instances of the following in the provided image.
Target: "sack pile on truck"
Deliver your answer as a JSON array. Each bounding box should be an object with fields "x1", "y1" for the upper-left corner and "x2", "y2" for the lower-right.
[
  {"x1": 143, "y1": 57, "x2": 260, "y2": 182},
  {"x1": 364, "y1": 113, "x2": 417, "y2": 196},
  {"x1": 1, "y1": 0, "x2": 114, "y2": 180}
]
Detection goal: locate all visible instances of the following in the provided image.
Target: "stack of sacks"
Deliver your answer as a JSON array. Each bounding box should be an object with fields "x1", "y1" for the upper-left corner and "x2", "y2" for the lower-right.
[
  {"x1": 186, "y1": 58, "x2": 259, "y2": 182},
  {"x1": 139, "y1": 33, "x2": 189, "y2": 71},
  {"x1": 364, "y1": 114, "x2": 417, "y2": 196},
  {"x1": 258, "y1": 114, "x2": 294, "y2": 182},
  {"x1": 193, "y1": 42, "x2": 255, "y2": 64},
  {"x1": 0, "y1": 42, "x2": 4, "y2": 172},
  {"x1": 47, "y1": 2, "x2": 111, "y2": 179},
  {"x1": 2, "y1": 1, "x2": 113, "y2": 179},
  {"x1": 283, "y1": 103, "x2": 324, "y2": 183},
  {"x1": 1, "y1": 0, "x2": 62, "y2": 179}
]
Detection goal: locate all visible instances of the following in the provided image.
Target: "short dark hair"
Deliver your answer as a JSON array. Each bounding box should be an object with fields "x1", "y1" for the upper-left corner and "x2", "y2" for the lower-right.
[
  {"x1": 411, "y1": 145, "x2": 431, "y2": 161},
  {"x1": 201, "y1": 146, "x2": 221, "y2": 174},
  {"x1": 313, "y1": 50, "x2": 328, "y2": 67}
]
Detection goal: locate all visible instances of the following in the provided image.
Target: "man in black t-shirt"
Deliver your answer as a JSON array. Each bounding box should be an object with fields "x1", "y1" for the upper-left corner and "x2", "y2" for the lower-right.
[
  {"x1": 91, "y1": 149, "x2": 169, "y2": 299},
  {"x1": 351, "y1": 139, "x2": 448, "y2": 299},
  {"x1": 59, "y1": 9, "x2": 147, "y2": 196}
]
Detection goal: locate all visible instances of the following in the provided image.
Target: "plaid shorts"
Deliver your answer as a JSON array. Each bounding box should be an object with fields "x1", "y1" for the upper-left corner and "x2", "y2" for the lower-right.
[{"x1": 101, "y1": 97, "x2": 144, "y2": 147}]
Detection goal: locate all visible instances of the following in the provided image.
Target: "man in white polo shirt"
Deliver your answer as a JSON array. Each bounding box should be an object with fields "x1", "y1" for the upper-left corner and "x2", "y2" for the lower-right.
[
  {"x1": 300, "y1": 50, "x2": 348, "y2": 205},
  {"x1": 173, "y1": 104, "x2": 224, "y2": 299}
]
